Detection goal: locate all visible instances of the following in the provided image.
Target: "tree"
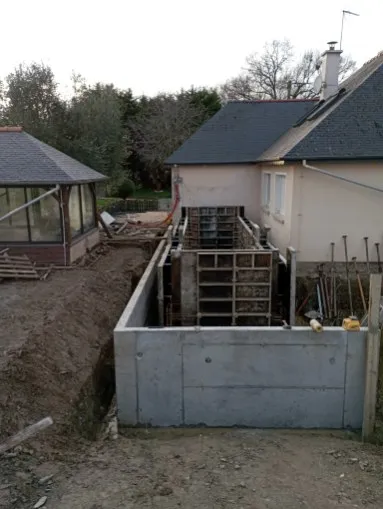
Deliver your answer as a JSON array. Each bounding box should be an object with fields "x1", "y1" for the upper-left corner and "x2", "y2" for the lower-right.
[
  {"x1": 2, "y1": 63, "x2": 66, "y2": 145},
  {"x1": 64, "y1": 81, "x2": 130, "y2": 187},
  {"x1": 130, "y1": 88, "x2": 221, "y2": 189},
  {"x1": 220, "y1": 39, "x2": 356, "y2": 101}
]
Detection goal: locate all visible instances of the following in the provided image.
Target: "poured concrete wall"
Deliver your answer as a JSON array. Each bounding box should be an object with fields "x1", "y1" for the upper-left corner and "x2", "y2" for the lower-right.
[
  {"x1": 114, "y1": 326, "x2": 366, "y2": 429},
  {"x1": 115, "y1": 239, "x2": 166, "y2": 328}
]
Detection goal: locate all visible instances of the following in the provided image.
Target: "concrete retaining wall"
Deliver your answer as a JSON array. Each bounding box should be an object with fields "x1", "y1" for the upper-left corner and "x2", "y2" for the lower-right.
[
  {"x1": 114, "y1": 326, "x2": 366, "y2": 429},
  {"x1": 114, "y1": 236, "x2": 367, "y2": 430},
  {"x1": 115, "y1": 239, "x2": 166, "y2": 328}
]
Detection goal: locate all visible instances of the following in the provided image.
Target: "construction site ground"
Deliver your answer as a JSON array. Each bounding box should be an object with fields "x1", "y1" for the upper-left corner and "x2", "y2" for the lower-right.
[
  {"x1": 1, "y1": 428, "x2": 383, "y2": 508},
  {"x1": 0, "y1": 231, "x2": 383, "y2": 508}
]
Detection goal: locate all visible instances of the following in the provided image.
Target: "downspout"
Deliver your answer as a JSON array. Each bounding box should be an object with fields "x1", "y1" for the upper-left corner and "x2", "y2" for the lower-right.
[
  {"x1": 0, "y1": 185, "x2": 60, "y2": 222},
  {"x1": 302, "y1": 160, "x2": 383, "y2": 193}
]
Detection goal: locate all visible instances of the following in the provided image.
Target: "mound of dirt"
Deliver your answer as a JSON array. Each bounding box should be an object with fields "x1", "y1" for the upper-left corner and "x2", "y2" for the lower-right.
[{"x1": 0, "y1": 245, "x2": 149, "y2": 443}]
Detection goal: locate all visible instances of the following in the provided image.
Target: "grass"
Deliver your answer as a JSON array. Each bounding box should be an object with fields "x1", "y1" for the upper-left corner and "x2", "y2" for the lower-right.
[
  {"x1": 97, "y1": 188, "x2": 171, "y2": 210},
  {"x1": 133, "y1": 188, "x2": 171, "y2": 199},
  {"x1": 96, "y1": 197, "x2": 123, "y2": 210}
]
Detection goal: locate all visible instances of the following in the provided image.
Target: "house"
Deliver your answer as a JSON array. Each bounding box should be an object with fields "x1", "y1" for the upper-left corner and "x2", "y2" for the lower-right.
[
  {"x1": 167, "y1": 43, "x2": 383, "y2": 270},
  {"x1": 0, "y1": 127, "x2": 107, "y2": 265}
]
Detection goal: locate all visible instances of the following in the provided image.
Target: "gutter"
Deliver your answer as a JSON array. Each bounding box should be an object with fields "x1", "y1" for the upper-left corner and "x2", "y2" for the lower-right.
[{"x1": 302, "y1": 160, "x2": 383, "y2": 194}]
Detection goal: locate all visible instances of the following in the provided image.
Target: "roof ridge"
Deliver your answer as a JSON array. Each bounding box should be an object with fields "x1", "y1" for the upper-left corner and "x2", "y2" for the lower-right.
[{"x1": 228, "y1": 99, "x2": 318, "y2": 104}]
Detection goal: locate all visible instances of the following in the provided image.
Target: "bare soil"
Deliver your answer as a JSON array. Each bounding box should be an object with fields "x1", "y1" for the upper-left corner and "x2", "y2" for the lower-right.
[
  {"x1": 0, "y1": 245, "x2": 149, "y2": 442},
  {"x1": 1, "y1": 240, "x2": 383, "y2": 508},
  {"x1": 2, "y1": 429, "x2": 383, "y2": 508}
]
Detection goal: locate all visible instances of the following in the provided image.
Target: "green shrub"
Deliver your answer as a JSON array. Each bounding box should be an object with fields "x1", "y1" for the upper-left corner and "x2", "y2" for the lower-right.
[{"x1": 116, "y1": 179, "x2": 136, "y2": 199}]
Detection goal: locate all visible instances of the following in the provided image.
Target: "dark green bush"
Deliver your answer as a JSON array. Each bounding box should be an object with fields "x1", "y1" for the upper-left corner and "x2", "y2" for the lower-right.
[{"x1": 116, "y1": 179, "x2": 136, "y2": 199}]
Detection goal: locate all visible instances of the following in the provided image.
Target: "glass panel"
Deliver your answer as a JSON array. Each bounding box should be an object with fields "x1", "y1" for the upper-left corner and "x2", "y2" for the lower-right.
[
  {"x1": 0, "y1": 187, "x2": 29, "y2": 242},
  {"x1": 81, "y1": 184, "x2": 95, "y2": 232},
  {"x1": 26, "y1": 188, "x2": 62, "y2": 242},
  {"x1": 69, "y1": 186, "x2": 82, "y2": 237}
]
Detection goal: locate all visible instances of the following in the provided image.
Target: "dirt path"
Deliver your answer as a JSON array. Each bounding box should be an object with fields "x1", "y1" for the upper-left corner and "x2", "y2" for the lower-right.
[{"x1": 2, "y1": 429, "x2": 382, "y2": 509}]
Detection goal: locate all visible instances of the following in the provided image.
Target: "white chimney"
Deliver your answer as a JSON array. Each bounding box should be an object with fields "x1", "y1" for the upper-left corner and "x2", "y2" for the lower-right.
[{"x1": 320, "y1": 41, "x2": 343, "y2": 100}]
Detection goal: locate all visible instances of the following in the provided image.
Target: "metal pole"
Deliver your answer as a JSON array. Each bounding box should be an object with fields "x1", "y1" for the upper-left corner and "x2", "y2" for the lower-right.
[
  {"x1": 376, "y1": 243, "x2": 382, "y2": 273},
  {"x1": 0, "y1": 185, "x2": 60, "y2": 223},
  {"x1": 343, "y1": 234, "x2": 354, "y2": 316},
  {"x1": 364, "y1": 237, "x2": 370, "y2": 274},
  {"x1": 340, "y1": 11, "x2": 345, "y2": 50},
  {"x1": 302, "y1": 161, "x2": 383, "y2": 194}
]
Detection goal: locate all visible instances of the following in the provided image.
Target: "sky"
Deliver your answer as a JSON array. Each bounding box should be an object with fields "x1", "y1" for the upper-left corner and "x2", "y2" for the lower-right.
[{"x1": 2, "y1": 0, "x2": 382, "y2": 97}]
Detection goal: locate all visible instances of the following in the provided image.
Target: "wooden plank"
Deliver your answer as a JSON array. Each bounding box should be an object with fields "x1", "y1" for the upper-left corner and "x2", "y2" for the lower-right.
[
  {"x1": 0, "y1": 261, "x2": 35, "y2": 268},
  {"x1": 116, "y1": 220, "x2": 129, "y2": 235},
  {"x1": 1, "y1": 254, "x2": 30, "y2": 261},
  {"x1": 0, "y1": 262, "x2": 35, "y2": 269},
  {"x1": 0, "y1": 417, "x2": 53, "y2": 455},
  {"x1": 0, "y1": 268, "x2": 38, "y2": 274},
  {"x1": 362, "y1": 273, "x2": 382, "y2": 441},
  {"x1": 0, "y1": 273, "x2": 39, "y2": 279},
  {"x1": 0, "y1": 276, "x2": 39, "y2": 280},
  {"x1": 40, "y1": 265, "x2": 53, "y2": 281}
]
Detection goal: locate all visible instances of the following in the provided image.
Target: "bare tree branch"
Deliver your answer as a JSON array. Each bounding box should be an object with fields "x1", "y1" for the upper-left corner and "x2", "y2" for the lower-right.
[{"x1": 220, "y1": 40, "x2": 356, "y2": 101}]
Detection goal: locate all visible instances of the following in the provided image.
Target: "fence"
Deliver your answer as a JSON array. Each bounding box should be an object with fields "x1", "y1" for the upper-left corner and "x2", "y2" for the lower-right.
[{"x1": 102, "y1": 198, "x2": 172, "y2": 215}]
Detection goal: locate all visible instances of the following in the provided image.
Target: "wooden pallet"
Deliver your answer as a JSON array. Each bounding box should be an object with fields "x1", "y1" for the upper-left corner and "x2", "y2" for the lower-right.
[{"x1": 0, "y1": 253, "x2": 40, "y2": 280}]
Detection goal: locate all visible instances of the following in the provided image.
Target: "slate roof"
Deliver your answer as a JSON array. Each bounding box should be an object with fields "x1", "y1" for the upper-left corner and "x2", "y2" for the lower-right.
[
  {"x1": 165, "y1": 100, "x2": 318, "y2": 165},
  {"x1": 260, "y1": 52, "x2": 383, "y2": 161},
  {"x1": 0, "y1": 128, "x2": 107, "y2": 185}
]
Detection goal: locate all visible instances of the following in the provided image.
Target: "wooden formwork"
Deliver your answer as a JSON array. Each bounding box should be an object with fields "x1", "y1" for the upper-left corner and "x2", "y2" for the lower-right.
[{"x1": 196, "y1": 250, "x2": 273, "y2": 326}]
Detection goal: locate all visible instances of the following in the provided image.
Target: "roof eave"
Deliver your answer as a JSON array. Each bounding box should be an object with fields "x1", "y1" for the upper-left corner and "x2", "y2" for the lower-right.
[
  {"x1": 165, "y1": 160, "x2": 260, "y2": 166},
  {"x1": 0, "y1": 176, "x2": 109, "y2": 186},
  {"x1": 284, "y1": 155, "x2": 383, "y2": 162}
]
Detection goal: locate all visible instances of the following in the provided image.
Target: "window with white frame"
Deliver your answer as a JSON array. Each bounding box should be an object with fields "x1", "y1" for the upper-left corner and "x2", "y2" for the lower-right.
[
  {"x1": 262, "y1": 172, "x2": 271, "y2": 208},
  {"x1": 275, "y1": 174, "x2": 286, "y2": 215}
]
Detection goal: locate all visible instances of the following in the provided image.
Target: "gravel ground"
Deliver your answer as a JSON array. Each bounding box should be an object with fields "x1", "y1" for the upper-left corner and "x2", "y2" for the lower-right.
[{"x1": 2, "y1": 429, "x2": 383, "y2": 508}]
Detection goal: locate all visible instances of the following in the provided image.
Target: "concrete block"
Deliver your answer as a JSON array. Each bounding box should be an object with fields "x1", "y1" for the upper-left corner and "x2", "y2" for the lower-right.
[
  {"x1": 343, "y1": 331, "x2": 366, "y2": 428},
  {"x1": 184, "y1": 387, "x2": 344, "y2": 428},
  {"x1": 183, "y1": 343, "x2": 346, "y2": 389},
  {"x1": 136, "y1": 331, "x2": 183, "y2": 425}
]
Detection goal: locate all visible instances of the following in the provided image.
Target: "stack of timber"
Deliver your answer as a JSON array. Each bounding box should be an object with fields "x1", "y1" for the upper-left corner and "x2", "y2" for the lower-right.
[{"x1": 0, "y1": 251, "x2": 40, "y2": 280}]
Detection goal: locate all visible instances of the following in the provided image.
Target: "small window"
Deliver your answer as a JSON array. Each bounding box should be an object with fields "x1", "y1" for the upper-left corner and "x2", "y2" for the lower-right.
[
  {"x1": 275, "y1": 174, "x2": 286, "y2": 215},
  {"x1": 262, "y1": 173, "x2": 271, "y2": 208}
]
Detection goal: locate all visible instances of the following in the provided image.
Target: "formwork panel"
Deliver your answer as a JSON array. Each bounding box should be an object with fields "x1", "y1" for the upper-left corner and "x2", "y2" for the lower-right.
[{"x1": 195, "y1": 250, "x2": 273, "y2": 326}]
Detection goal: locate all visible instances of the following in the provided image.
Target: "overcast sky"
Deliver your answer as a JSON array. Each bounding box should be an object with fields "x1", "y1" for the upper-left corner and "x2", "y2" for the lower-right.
[{"x1": 2, "y1": 0, "x2": 381, "y2": 97}]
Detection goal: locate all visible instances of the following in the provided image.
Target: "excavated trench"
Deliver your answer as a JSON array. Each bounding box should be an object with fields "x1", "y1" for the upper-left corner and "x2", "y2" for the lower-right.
[{"x1": 71, "y1": 267, "x2": 144, "y2": 440}]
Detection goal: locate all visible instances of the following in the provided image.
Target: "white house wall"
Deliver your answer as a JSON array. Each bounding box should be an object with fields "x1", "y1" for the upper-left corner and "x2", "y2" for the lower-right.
[
  {"x1": 291, "y1": 161, "x2": 383, "y2": 263},
  {"x1": 174, "y1": 165, "x2": 261, "y2": 223}
]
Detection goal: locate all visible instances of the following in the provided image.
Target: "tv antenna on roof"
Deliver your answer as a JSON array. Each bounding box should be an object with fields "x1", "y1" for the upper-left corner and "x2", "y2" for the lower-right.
[{"x1": 340, "y1": 10, "x2": 360, "y2": 50}]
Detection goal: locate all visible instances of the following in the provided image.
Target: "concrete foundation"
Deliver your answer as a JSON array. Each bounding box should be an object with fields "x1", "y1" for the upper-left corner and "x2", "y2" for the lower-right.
[
  {"x1": 114, "y1": 241, "x2": 367, "y2": 429},
  {"x1": 115, "y1": 326, "x2": 366, "y2": 428}
]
